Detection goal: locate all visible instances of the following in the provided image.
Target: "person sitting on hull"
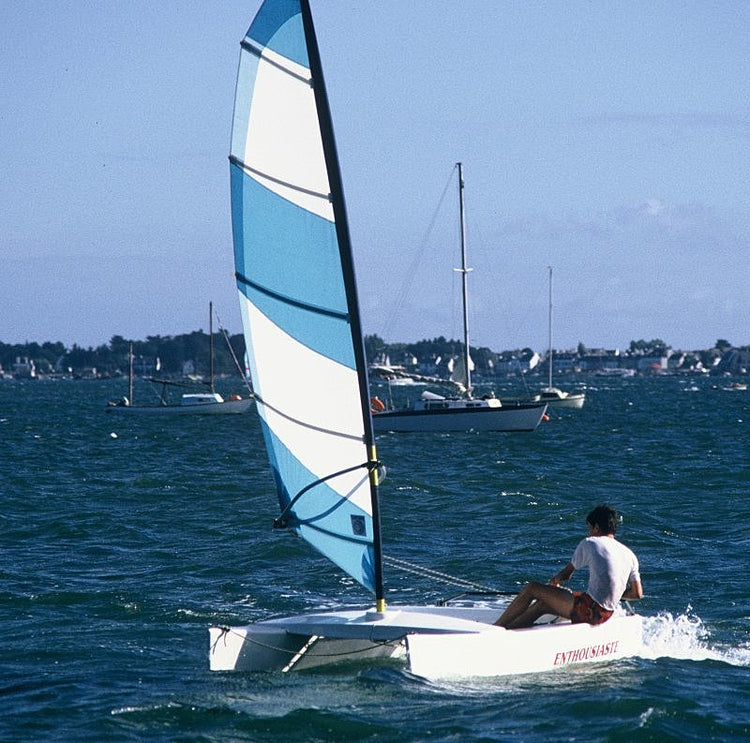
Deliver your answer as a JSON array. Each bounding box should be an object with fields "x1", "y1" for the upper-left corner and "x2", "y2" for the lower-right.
[{"x1": 495, "y1": 504, "x2": 643, "y2": 629}]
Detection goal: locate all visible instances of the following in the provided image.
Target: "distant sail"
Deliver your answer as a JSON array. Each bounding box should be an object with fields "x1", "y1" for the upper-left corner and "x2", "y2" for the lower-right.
[
  {"x1": 448, "y1": 354, "x2": 474, "y2": 391},
  {"x1": 229, "y1": 0, "x2": 381, "y2": 594}
]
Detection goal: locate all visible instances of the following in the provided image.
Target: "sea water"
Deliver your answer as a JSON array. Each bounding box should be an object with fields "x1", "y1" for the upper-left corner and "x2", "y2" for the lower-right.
[{"x1": 1, "y1": 376, "x2": 748, "y2": 741}]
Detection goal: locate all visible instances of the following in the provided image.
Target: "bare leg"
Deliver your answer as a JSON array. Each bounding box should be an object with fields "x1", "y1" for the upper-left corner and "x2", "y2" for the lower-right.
[
  {"x1": 507, "y1": 599, "x2": 555, "y2": 629},
  {"x1": 495, "y1": 582, "x2": 576, "y2": 628},
  {"x1": 494, "y1": 583, "x2": 540, "y2": 627}
]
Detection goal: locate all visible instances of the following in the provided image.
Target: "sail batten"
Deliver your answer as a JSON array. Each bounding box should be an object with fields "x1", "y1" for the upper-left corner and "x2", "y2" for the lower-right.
[
  {"x1": 230, "y1": 0, "x2": 382, "y2": 597},
  {"x1": 235, "y1": 271, "x2": 349, "y2": 322},
  {"x1": 239, "y1": 39, "x2": 312, "y2": 85},
  {"x1": 230, "y1": 156, "x2": 331, "y2": 203}
]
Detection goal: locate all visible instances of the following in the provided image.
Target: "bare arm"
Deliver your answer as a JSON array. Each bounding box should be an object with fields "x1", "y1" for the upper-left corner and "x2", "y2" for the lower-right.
[
  {"x1": 621, "y1": 577, "x2": 643, "y2": 600},
  {"x1": 550, "y1": 562, "x2": 575, "y2": 586}
]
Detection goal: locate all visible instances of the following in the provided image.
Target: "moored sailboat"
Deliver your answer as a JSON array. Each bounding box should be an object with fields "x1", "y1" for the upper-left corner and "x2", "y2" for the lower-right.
[
  {"x1": 209, "y1": 0, "x2": 642, "y2": 679},
  {"x1": 105, "y1": 302, "x2": 253, "y2": 415},
  {"x1": 538, "y1": 266, "x2": 585, "y2": 409},
  {"x1": 371, "y1": 164, "x2": 547, "y2": 433}
]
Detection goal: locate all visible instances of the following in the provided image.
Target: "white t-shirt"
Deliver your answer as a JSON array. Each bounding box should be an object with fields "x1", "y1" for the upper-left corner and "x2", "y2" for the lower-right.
[{"x1": 571, "y1": 536, "x2": 640, "y2": 611}]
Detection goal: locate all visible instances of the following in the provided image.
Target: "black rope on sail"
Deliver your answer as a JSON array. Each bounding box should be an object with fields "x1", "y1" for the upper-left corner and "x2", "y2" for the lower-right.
[{"x1": 273, "y1": 460, "x2": 385, "y2": 530}]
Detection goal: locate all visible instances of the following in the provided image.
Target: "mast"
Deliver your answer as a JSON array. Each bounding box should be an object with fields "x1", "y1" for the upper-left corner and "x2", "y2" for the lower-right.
[
  {"x1": 457, "y1": 162, "x2": 472, "y2": 398},
  {"x1": 209, "y1": 301, "x2": 214, "y2": 393},
  {"x1": 547, "y1": 266, "x2": 553, "y2": 389},
  {"x1": 128, "y1": 342, "x2": 134, "y2": 404},
  {"x1": 300, "y1": 0, "x2": 385, "y2": 609}
]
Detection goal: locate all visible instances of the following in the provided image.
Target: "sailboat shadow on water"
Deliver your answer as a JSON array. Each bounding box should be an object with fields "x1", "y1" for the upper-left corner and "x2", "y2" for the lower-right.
[{"x1": 209, "y1": 0, "x2": 642, "y2": 680}]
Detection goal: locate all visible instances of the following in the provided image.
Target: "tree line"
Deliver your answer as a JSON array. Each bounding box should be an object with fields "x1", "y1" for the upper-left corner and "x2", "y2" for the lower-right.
[
  {"x1": 0, "y1": 333, "x2": 247, "y2": 378},
  {"x1": 0, "y1": 332, "x2": 740, "y2": 379}
]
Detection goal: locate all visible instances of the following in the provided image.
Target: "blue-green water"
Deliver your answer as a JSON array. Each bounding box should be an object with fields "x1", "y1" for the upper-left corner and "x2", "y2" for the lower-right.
[{"x1": 1, "y1": 376, "x2": 748, "y2": 741}]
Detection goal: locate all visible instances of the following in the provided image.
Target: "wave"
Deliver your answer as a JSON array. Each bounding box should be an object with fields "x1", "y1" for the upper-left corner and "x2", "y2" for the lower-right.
[{"x1": 641, "y1": 607, "x2": 750, "y2": 667}]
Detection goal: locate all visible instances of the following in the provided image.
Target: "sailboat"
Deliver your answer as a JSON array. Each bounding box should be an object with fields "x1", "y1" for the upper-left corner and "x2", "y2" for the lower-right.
[
  {"x1": 538, "y1": 267, "x2": 586, "y2": 410},
  {"x1": 209, "y1": 0, "x2": 642, "y2": 679},
  {"x1": 105, "y1": 302, "x2": 253, "y2": 415},
  {"x1": 371, "y1": 164, "x2": 548, "y2": 433}
]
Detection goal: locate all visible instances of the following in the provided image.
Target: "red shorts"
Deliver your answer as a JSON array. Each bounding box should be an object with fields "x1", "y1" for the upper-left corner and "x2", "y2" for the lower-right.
[{"x1": 570, "y1": 592, "x2": 613, "y2": 625}]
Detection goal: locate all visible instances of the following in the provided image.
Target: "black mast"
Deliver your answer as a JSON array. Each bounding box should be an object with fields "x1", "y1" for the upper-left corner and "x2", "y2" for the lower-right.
[{"x1": 299, "y1": 0, "x2": 386, "y2": 609}]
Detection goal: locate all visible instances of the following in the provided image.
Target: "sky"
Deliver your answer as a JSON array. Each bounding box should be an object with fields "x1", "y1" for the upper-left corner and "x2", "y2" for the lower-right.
[{"x1": 2, "y1": 1, "x2": 749, "y2": 354}]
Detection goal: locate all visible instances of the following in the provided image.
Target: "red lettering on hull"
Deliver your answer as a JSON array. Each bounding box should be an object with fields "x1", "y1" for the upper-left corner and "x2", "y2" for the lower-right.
[{"x1": 553, "y1": 640, "x2": 620, "y2": 666}]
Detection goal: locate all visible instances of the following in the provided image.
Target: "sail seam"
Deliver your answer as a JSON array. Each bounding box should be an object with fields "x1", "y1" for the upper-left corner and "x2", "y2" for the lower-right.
[
  {"x1": 235, "y1": 271, "x2": 348, "y2": 322},
  {"x1": 230, "y1": 155, "x2": 331, "y2": 203},
  {"x1": 240, "y1": 38, "x2": 311, "y2": 85}
]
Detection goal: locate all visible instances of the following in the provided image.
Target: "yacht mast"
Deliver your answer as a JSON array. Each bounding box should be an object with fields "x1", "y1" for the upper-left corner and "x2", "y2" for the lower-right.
[
  {"x1": 457, "y1": 162, "x2": 472, "y2": 397},
  {"x1": 209, "y1": 301, "x2": 215, "y2": 393},
  {"x1": 547, "y1": 266, "x2": 553, "y2": 389}
]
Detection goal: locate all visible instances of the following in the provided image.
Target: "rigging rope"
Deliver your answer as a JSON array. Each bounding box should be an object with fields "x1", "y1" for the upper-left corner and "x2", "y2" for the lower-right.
[
  {"x1": 382, "y1": 555, "x2": 503, "y2": 594},
  {"x1": 274, "y1": 459, "x2": 384, "y2": 529},
  {"x1": 380, "y1": 166, "x2": 457, "y2": 339},
  {"x1": 214, "y1": 308, "x2": 254, "y2": 396}
]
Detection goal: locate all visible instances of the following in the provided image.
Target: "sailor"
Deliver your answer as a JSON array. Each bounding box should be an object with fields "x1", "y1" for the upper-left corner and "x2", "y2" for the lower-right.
[{"x1": 495, "y1": 504, "x2": 643, "y2": 629}]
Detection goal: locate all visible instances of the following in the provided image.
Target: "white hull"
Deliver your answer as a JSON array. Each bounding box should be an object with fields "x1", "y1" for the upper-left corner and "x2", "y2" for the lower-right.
[
  {"x1": 501, "y1": 393, "x2": 585, "y2": 411},
  {"x1": 407, "y1": 614, "x2": 641, "y2": 679},
  {"x1": 542, "y1": 394, "x2": 585, "y2": 410},
  {"x1": 373, "y1": 402, "x2": 547, "y2": 432},
  {"x1": 548, "y1": 396, "x2": 585, "y2": 410},
  {"x1": 106, "y1": 398, "x2": 253, "y2": 415},
  {"x1": 209, "y1": 605, "x2": 642, "y2": 679},
  {"x1": 594, "y1": 369, "x2": 635, "y2": 377}
]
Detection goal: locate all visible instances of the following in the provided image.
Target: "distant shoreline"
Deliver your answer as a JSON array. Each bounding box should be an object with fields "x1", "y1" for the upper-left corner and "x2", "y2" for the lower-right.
[{"x1": 2, "y1": 331, "x2": 748, "y2": 381}]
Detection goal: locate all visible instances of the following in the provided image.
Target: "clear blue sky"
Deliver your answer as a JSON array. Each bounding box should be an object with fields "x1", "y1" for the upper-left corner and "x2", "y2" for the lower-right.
[{"x1": 3, "y1": 1, "x2": 748, "y2": 353}]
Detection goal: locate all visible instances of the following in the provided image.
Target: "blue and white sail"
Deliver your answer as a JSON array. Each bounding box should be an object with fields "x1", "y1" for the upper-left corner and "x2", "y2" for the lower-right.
[{"x1": 229, "y1": 0, "x2": 383, "y2": 598}]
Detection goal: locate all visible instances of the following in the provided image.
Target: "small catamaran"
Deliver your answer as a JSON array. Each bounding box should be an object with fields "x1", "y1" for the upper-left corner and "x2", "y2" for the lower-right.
[{"x1": 209, "y1": 0, "x2": 642, "y2": 679}]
